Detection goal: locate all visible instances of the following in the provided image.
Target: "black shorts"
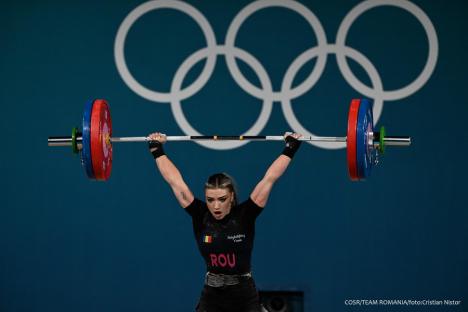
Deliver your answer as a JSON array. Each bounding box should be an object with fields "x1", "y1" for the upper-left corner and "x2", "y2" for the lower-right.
[{"x1": 196, "y1": 278, "x2": 263, "y2": 312}]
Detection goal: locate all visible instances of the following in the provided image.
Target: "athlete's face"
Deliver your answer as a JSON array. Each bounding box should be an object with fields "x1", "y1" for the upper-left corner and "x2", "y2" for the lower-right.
[{"x1": 205, "y1": 188, "x2": 234, "y2": 220}]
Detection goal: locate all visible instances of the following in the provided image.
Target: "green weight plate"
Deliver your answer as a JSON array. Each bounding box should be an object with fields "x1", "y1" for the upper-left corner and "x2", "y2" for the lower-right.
[
  {"x1": 379, "y1": 126, "x2": 386, "y2": 154},
  {"x1": 71, "y1": 127, "x2": 78, "y2": 154}
]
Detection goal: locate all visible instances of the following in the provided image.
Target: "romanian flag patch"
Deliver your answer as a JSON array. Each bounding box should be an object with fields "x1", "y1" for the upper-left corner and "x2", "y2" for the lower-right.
[{"x1": 203, "y1": 235, "x2": 213, "y2": 243}]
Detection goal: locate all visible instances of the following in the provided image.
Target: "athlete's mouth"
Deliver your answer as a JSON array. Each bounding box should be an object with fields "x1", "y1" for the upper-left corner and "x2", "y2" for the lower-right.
[{"x1": 214, "y1": 211, "x2": 222, "y2": 215}]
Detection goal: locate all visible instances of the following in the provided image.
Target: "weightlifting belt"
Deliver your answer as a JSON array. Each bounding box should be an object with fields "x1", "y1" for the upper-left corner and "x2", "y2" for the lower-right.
[{"x1": 205, "y1": 272, "x2": 252, "y2": 287}]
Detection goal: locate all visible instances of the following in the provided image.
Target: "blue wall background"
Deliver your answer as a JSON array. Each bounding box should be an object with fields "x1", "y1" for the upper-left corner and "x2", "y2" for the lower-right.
[{"x1": 1, "y1": 0, "x2": 467, "y2": 311}]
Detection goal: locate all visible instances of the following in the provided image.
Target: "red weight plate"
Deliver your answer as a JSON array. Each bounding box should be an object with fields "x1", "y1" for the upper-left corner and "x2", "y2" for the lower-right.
[
  {"x1": 90, "y1": 99, "x2": 113, "y2": 181},
  {"x1": 347, "y1": 99, "x2": 361, "y2": 181}
]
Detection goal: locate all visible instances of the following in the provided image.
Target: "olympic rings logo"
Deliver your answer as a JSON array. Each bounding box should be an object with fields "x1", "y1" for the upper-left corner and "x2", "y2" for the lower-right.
[{"x1": 114, "y1": 0, "x2": 438, "y2": 150}]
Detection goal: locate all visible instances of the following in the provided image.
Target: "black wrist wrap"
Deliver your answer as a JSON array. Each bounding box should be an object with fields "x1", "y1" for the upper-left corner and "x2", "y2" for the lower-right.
[
  {"x1": 282, "y1": 136, "x2": 302, "y2": 159},
  {"x1": 148, "y1": 141, "x2": 166, "y2": 159}
]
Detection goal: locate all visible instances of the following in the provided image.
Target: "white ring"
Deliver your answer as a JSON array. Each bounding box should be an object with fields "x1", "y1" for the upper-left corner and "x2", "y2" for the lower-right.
[
  {"x1": 224, "y1": 0, "x2": 328, "y2": 102},
  {"x1": 114, "y1": 0, "x2": 217, "y2": 103},
  {"x1": 335, "y1": 0, "x2": 438, "y2": 101},
  {"x1": 171, "y1": 46, "x2": 273, "y2": 150},
  {"x1": 281, "y1": 44, "x2": 383, "y2": 149}
]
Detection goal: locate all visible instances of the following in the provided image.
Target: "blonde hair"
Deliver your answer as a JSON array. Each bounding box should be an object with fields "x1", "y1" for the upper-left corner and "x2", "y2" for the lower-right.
[{"x1": 204, "y1": 173, "x2": 238, "y2": 206}]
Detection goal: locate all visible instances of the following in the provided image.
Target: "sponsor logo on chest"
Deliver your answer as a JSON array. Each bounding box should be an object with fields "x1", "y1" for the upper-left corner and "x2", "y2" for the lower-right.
[
  {"x1": 203, "y1": 233, "x2": 246, "y2": 244},
  {"x1": 227, "y1": 233, "x2": 246, "y2": 243}
]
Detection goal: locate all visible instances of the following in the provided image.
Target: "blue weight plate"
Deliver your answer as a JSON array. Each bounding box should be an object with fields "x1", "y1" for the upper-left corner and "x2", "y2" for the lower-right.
[
  {"x1": 356, "y1": 99, "x2": 374, "y2": 180},
  {"x1": 82, "y1": 99, "x2": 95, "y2": 179}
]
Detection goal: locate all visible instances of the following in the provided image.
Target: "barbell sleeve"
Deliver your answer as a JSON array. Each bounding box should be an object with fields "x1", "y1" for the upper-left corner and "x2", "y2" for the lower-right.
[
  {"x1": 380, "y1": 136, "x2": 411, "y2": 146},
  {"x1": 48, "y1": 136, "x2": 75, "y2": 146}
]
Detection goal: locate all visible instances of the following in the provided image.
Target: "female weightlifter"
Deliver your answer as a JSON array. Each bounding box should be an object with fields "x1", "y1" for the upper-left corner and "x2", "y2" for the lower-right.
[{"x1": 147, "y1": 132, "x2": 302, "y2": 312}]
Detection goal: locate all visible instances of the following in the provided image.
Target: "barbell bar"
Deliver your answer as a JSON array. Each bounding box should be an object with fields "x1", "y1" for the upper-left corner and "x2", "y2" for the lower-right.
[
  {"x1": 47, "y1": 98, "x2": 411, "y2": 181},
  {"x1": 49, "y1": 134, "x2": 412, "y2": 145},
  {"x1": 48, "y1": 135, "x2": 349, "y2": 145}
]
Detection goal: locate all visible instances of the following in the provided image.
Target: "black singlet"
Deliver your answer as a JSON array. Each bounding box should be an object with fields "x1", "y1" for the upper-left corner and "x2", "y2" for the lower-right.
[{"x1": 185, "y1": 198, "x2": 263, "y2": 275}]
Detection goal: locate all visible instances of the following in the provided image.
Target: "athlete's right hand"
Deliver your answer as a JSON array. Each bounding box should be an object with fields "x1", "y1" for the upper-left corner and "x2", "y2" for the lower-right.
[
  {"x1": 148, "y1": 132, "x2": 167, "y2": 159},
  {"x1": 148, "y1": 132, "x2": 167, "y2": 144}
]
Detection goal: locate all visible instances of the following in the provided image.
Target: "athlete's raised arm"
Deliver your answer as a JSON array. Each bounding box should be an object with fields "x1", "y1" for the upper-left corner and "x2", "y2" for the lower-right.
[
  {"x1": 148, "y1": 132, "x2": 194, "y2": 208},
  {"x1": 250, "y1": 133, "x2": 302, "y2": 207}
]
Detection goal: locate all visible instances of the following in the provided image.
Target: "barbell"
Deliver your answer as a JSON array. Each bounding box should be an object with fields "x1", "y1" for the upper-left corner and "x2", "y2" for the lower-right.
[{"x1": 47, "y1": 98, "x2": 411, "y2": 181}]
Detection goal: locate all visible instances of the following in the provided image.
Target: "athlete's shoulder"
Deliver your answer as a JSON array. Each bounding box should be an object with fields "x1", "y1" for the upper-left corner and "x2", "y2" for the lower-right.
[{"x1": 184, "y1": 198, "x2": 207, "y2": 216}]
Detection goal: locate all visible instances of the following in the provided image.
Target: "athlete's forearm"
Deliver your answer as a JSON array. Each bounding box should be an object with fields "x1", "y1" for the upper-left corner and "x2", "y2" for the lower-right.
[
  {"x1": 263, "y1": 155, "x2": 291, "y2": 183},
  {"x1": 155, "y1": 155, "x2": 184, "y2": 186}
]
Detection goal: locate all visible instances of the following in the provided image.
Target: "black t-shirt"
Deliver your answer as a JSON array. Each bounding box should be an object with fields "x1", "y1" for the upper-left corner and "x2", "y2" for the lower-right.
[{"x1": 185, "y1": 198, "x2": 263, "y2": 275}]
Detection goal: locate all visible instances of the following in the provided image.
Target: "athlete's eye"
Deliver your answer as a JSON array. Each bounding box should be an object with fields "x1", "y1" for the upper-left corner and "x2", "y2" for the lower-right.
[
  {"x1": 220, "y1": 198, "x2": 226, "y2": 203},
  {"x1": 207, "y1": 198, "x2": 214, "y2": 203}
]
